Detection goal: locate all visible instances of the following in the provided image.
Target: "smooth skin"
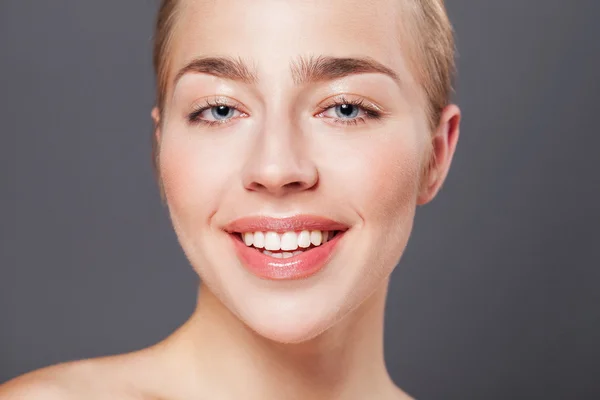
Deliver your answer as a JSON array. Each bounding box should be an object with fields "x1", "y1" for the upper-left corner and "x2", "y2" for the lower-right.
[{"x1": 1, "y1": 0, "x2": 460, "y2": 398}]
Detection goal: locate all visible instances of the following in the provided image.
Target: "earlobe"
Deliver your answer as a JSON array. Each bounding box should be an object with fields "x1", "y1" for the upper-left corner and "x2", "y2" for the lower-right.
[
  {"x1": 150, "y1": 106, "x2": 166, "y2": 204},
  {"x1": 417, "y1": 104, "x2": 461, "y2": 206},
  {"x1": 151, "y1": 107, "x2": 161, "y2": 139},
  {"x1": 150, "y1": 106, "x2": 162, "y2": 171}
]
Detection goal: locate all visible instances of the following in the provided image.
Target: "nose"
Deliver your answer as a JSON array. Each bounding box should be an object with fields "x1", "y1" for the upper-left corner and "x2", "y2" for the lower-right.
[{"x1": 242, "y1": 118, "x2": 318, "y2": 197}]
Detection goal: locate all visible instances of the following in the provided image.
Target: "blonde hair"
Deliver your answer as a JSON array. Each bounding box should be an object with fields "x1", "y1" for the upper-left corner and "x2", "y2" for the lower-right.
[{"x1": 403, "y1": 0, "x2": 456, "y2": 131}]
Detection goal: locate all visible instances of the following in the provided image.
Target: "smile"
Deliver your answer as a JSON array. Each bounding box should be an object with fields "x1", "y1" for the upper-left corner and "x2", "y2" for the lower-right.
[
  {"x1": 238, "y1": 230, "x2": 342, "y2": 258},
  {"x1": 224, "y1": 216, "x2": 350, "y2": 280}
]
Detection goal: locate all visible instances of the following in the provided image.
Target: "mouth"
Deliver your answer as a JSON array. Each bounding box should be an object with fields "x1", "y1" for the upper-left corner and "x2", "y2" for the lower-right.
[
  {"x1": 228, "y1": 223, "x2": 348, "y2": 280},
  {"x1": 233, "y1": 230, "x2": 344, "y2": 257}
]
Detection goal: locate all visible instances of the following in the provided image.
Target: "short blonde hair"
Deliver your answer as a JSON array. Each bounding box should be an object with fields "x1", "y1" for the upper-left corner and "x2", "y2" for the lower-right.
[{"x1": 402, "y1": 0, "x2": 456, "y2": 130}]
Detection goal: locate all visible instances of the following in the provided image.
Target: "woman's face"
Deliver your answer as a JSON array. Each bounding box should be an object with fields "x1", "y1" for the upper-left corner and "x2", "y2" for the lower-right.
[{"x1": 156, "y1": 0, "x2": 437, "y2": 343}]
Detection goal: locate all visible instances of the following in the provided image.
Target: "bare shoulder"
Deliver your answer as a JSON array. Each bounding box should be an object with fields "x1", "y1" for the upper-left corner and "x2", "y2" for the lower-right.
[
  {"x1": 0, "y1": 374, "x2": 70, "y2": 399},
  {"x1": 0, "y1": 360, "x2": 92, "y2": 399},
  {"x1": 0, "y1": 353, "x2": 162, "y2": 400}
]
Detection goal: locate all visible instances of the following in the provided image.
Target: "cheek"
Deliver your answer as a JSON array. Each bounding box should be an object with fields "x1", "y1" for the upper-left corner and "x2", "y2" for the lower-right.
[
  {"x1": 350, "y1": 131, "x2": 424, "y2": 286},
  {"x1": 364, "y1": 146, "x2": 420, "y2": 221},
  {"x1": 159, "y1": 137, "x2": 201, "y2": 215},
  {"x1": 158, "y1": 129, "x2": 235, "y2": 228},
  {"x1": 334, "y1": 130, "x2": 423, "y2": 227}
]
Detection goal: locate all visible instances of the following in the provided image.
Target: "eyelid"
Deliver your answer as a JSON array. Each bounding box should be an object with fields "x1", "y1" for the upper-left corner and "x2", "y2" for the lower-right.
[
  {"x1": 188, "y1": 96, "x2": 248, "y2": 115},
  {"x1": 184, "y1": 95, "x2": 251, "y2": 128},
  {"x1": 314, "y1": 94, "x2": 386, "y2": 115}
]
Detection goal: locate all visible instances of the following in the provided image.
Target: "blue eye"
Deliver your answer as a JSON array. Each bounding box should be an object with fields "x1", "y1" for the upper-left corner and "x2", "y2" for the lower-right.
[
  {"x1": 335, "y1": 104, "x2": 360, "y2": 119},
  {"x1": 319, "y1": 99, "x2": 382, "y2": 125},
  {"x1": 211, "y1": 105, "x2": 235, "y2": 120},
  {"x1": 187, "y1": 100, "x2": 244, "y2": 126}
]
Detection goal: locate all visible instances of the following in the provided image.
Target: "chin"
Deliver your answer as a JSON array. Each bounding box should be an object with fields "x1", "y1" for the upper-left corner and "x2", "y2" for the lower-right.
[
  {"x1": 239, "y1": 303, "x2": 339, "y2": 344},
  {"x1": 213, "y1": 277, "x2": 348, "y2": 344}
]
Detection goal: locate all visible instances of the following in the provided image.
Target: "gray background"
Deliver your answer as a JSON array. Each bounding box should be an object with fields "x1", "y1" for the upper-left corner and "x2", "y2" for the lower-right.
[{"x1": 1, "y1": 1, "x2": 599, "y2": 399}]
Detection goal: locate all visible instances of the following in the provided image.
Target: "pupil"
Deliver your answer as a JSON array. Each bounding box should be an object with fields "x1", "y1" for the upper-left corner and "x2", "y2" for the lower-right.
[
  {"x1": 337, "y1": 104, "x2": 358, "y2": 118},
  {"x1": 211, "y1": 105, "x2": 233, "y2": 120},
  {"x1": 216, "y1": 106, "x2": 230, "y2": 116}
]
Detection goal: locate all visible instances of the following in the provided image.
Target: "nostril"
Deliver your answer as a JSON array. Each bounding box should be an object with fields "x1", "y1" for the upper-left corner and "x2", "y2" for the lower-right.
[
  {"x1": 284, "y1": 181, "x2": 305, "y2": 190},
  {"x1": 246, "y1": 180, "x2": 311, "y2": 195},
  {"x1": 248, "y1": 182, "x2": 267, "y2": 192}
]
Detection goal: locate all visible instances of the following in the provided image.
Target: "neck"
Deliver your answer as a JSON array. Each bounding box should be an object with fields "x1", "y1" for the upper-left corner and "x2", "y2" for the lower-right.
[{"x1": 160, "y1": 278, "x2": 403, "y2": 400}]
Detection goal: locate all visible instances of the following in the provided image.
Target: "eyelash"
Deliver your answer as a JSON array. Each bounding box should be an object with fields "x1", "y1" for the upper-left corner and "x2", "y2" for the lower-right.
[
  {"x1": 187, "y1": 99, "x2": 244, "y2": 127},
  {"x1": 186, "y1": 96, "x2": 383, "y2": 127},
  {"x1": 316, "y1": 96, "x2": 382, "y2": 126}
]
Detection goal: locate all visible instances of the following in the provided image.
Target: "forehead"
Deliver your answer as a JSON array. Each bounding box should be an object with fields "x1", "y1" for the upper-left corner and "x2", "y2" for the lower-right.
[{"x1": 169, "y1": 0, "x2": 416, "y2": 87}]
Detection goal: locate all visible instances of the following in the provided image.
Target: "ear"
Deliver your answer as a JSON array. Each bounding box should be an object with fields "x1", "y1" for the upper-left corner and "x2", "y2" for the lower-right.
[
  {"x1": 417, "y1": 104, "x2": 461, "y2": 205},
  {"x1": 151, "y1": 106, "x2": 162, "y2": 166},
  {"x1": 151, "y1": 107, "x2": 166, "y2": 204},
  {"x1": 151, "y1": 107, "x2": 161, "y2": 138}
]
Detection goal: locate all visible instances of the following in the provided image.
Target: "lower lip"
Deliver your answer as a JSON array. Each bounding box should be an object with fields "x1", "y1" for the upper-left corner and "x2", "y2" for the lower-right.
[{"x1": 230, "y1": 232, "x2": 345, "y2": 280}]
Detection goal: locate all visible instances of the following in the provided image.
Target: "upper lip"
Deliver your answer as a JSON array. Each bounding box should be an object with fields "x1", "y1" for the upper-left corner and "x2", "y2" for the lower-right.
[{"x1": 223, "y1": 215, "x2": 351, "y2": 234}]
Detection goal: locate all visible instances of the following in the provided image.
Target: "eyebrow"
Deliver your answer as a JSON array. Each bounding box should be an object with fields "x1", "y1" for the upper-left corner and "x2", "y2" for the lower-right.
[
  {"x1": 173, "y1": 56, "x2": 258, "y2": 86},
  {"x1": 173, "y1": 55, "x2": 401, "y2": 88},
  {"x1": 290, "y1": 55, "x2": 401, "y2": 86}
]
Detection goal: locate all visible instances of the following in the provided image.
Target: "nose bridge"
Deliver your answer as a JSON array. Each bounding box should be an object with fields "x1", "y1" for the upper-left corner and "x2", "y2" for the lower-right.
[{"x1": 242, "y1": 111, "x2": 318, "y2": 196}]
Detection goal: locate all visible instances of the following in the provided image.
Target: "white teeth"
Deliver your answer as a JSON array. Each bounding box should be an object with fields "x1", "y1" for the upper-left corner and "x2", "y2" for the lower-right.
[
  {"x1": 241, "y1": 230, "x2": 338, "y2": 252},
  {"x1": 243, "y1": 232, "x2": 254, "y2": 246},
  {"x1": 282, "y1": 252, "x2": 294, "y2": 258},
  {"x1": 253, "y1": 231, "x2": 265, "y2": 248},
  {"x1": 280, "y1": 232, "x2": 298, "y2": 251},
  {"x1": 298, "y1": 230, "x2": 311, "y2": 248},
  {"x1": 310, "y1": 230, "x2": 322, "y2": 246},
  {"x1": 264, "y1": 231, "x2": 280, "y2": 251}
]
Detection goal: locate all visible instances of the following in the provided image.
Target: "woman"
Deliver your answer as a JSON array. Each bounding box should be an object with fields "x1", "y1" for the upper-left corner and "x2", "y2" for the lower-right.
[{"x1": 1, "y1": 0, "x2": 460, "y2": 398}]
